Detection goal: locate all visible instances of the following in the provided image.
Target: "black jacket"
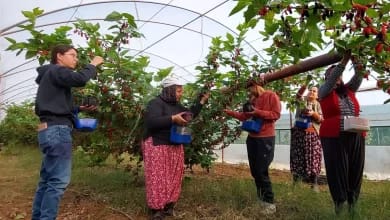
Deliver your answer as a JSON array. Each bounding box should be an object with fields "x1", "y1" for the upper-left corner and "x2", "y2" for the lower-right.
[
  {"x1": 144, "y1": 96, "x2": 203, "y2": 146},
  {"x1": 35, "y1": 64, "x2": 97, "y2": 126}
]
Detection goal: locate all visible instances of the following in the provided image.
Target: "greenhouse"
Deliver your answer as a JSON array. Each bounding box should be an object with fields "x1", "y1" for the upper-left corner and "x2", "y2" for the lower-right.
[{"x1": 1, "y1": 0, "x2": 390, "y2": 219}]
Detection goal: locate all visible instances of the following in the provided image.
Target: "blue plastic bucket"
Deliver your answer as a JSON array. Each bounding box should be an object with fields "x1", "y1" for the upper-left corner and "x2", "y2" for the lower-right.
[
  {"x1": 241, "y1": 118, "x2": 263, "y2": 133},
  {"x1": 170, "y1": 125, "x2": 192, "y2": 144}
]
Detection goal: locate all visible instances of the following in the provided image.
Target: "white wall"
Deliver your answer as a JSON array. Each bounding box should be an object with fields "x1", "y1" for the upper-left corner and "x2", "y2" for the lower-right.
[{"x1": 214, "y1": 144, "x2": 390, "y2": 181}]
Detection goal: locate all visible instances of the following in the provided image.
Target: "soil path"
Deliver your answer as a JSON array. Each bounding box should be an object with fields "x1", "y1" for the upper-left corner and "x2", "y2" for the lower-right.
[
  {"x1": 0, "y1": 151, "x2": 292, "y2": 220},
  {"x1": 0, "y1": 153, "x2": 134, "y2": 220}
]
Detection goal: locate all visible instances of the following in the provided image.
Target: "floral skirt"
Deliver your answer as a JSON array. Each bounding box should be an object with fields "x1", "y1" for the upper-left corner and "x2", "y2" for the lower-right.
[
  {"x1": 142, "y1": 137, "x2": 184, "y2": 210},
  {"x1": 290, "y1": 127, "x2": 322, "y2": 178}
]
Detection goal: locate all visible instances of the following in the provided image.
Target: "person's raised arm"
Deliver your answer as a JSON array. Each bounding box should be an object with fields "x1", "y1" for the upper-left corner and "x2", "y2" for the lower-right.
[
  {"x1": 189, "y1": 92, "x2": 210, "y2": 118},
  {"x1": 318, "y1": 52, "x2": 350, "y2": 99},
  {"x1": 345, "y1": 57, "x2": 364, "y2": 92},
  {"x1": 54, "y1": 56, "x2": 104, "y2": 87}
]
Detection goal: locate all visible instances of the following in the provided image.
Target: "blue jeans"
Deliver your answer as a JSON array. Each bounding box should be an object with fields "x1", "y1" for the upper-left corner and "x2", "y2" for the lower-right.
[{"x1": 32, "y1": 125, "x2": 73, "y2": 220}]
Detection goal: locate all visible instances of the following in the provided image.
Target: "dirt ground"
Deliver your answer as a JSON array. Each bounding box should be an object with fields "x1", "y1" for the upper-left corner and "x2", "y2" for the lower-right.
[
  {"x1": 0, "y1": 153, "x2": 290, "y2": 220},
  {"x1": 0, "y1": 151, "x2": 132, "y2": 220}
]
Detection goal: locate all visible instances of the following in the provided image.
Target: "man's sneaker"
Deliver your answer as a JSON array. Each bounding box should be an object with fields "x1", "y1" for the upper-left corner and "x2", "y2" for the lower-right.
[{"x1": 259, "y1": 201, "x2": 276, "y2": 215}]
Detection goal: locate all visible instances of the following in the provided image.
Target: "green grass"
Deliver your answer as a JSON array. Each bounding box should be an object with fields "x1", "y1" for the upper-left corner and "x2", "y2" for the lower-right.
[{"x1": 1, "y1": 145, "x2": 390, "y2": 219}]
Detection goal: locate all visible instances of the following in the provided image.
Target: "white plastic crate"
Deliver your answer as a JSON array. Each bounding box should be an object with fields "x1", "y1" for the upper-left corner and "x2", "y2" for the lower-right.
[{"x1": 344, "y1": 116, "x2": 370, "y2": 132}]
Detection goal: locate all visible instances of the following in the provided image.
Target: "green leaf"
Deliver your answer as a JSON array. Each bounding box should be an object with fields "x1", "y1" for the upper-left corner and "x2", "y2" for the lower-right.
[
  {"x1": 264, "y1": 17, "x2": 278, "y2": 35},
  {"x1": 329, "y1": 0, "x2": 351, "y2": 11},
  {"x1": 32, "y1": 7, "x2": 44, "y2": 16},
  {"x1": 105, "y1": 11, "x2": 122, "y2": 21},
  {"x1": 243, "y1": 5, "x2": 257, "y2": 23},
  {"x1": 305, "y1": 25, "x2": 323, "y2": 48},
  {"x1": 107, "y1": 25, "x2": 118, "y2": 31},
  {"x1": 4, "y1": 37, "x2": 16, "y2": 44},
  {"x1": 251, "y1": 55, "x2": 258, "y2": 62},
  {"x1": 18, "y1": 24, "x2": 35, "y2": 31},
  {"x1": 264, "y1": 47, "x2": 275, "y2": 54},
  {"x1": 122, "y1": 13, "x2": 137, "y2": 28},
  {"x1": 6, "y1": 42, "x2": 26, "y2": 51},
  {"x1": 16, "y1": 49, "x2": 23, "y2": 56},
  {"x1": 223, "y1": 42, "x2": 235, "y2": 52},
  {"x1": 291, "y1": 29, "x2": 304, "y2": 44},
  {"x1": 229, "y1": 0, "x2": 250, "y2": 16},
  {"x1": 105, "y1": 34, "x2": 114, "y2": 40},
  {"x1": 246, "y1": 18, "x2": 259, "y2": 29},
  {"x1": 154, "y1": 67, "x2": 173, "y2": 82},
  {"x1": 25, "y1": 50, "x2": 37, "y2": 59},
  {"x1": 119, "y1": 50, "x2": 129, "y2": 56},
  {"x1": 325, "y1": 13, "x2": 342, "y2": 28},
  {"x1": 354, "y1": 0, "x2": 376, "y2": 4},
  {"x1": 366, "y1": 8, "x2": 379, "y2": 18},
  {"x1": 135, "y1": 56, "x2": 150, "y2": 67},
  {"x1": 38, "y1": 56, "x2": 46, "y2": 65},
  {"x1": 382, "y1": 3, "x2": 390, "y2": 14},
  {"x1": 21, "y1": 10, "x2": 35, "y2": 19},
  {"x1": 211, "y1": 36, "x2": 222, "y2": 46},
  {"x1": 226, "y1": 33, "x2": 234, "y2": 43},
  {"x1": 55, "y1": 26, "x2": 72, "y2": 33}
]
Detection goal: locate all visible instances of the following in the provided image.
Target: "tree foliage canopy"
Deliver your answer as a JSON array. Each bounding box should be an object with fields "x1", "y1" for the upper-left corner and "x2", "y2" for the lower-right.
[{"x1": 3, "y1": 1, "x2": 390, "y2": 170}]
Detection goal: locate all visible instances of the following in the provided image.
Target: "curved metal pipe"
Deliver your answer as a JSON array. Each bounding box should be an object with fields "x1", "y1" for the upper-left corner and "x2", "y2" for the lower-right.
[
  {"x1": 0, "y1": 0, "x2": 264, "y2": 59},
  {"x1": 1, "y1": 87, "x2": 36, "y2": 104},
  {"x1": 0, "y1": 77, "x2": 35, "y2": 95},
  {"x1": 0, "y1": 84, "x2": 36, "y2": 97},
  {"x1": 1, "y1": 19, "x2": 214, "y2": 38}
]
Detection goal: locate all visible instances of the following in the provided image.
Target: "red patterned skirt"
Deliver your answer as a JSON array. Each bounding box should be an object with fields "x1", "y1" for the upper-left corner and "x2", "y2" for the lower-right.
[
  {"x1": 142, "y1": 137, "x2": 184, "y2": 209},
  {"x1": 290, "y1": 127, "x2": 322, "y2": 178}
]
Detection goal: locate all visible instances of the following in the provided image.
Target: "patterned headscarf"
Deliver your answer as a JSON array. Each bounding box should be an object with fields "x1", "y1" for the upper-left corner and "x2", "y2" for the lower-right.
[
  {"x1": 159, "y1": 85, "x2": 177, "y2": 104},
  {"x1": 324, "y1": 65, "x2": 336, "y2": 80}
]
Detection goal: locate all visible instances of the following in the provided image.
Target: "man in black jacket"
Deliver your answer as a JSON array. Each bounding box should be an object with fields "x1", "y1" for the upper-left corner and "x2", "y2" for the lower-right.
[{"x1": 32, "y1": 44, "x2": 103, "y2": 220}]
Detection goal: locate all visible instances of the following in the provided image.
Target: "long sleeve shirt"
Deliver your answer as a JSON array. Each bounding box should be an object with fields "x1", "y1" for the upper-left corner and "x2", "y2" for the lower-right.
[
  {"x1": 318, "y1": 63, "x2": 363, "y2": 136},
  {"x1": 319, "y1": 64, "x2": 363, "y2": 99},
  {"x1": 143, "y1": 96, "x2": 203, "y2": 145},
  {"x1": 226, "y1": 91, "x2": 281, "y2": 137},
  {"x1": 35, "y1": 64, "x2": 97, "y2": 126}
]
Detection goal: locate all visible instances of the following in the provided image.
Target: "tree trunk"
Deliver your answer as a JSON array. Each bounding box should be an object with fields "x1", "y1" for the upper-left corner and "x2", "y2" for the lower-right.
[{"x1": 261, "y1": 52, "x2": 342, "y2": 84}]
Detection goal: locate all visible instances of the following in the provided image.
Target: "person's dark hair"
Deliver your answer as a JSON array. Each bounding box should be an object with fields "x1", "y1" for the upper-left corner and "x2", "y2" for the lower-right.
[
  {"x1": 50, "y1": 44, "x2": 77, "y2": 64},
  {"x1": 246, "y1": 78, "x2": 263, "y2": 88}
]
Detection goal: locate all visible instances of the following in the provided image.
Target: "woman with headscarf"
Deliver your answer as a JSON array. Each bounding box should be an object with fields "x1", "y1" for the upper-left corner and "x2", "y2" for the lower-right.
[
  {"x1": 290, "y1": 85, "x2": 323, "y2": 191},
  {"x1": 318, "y1": 52, "x2": 365, "y2": 215},
  {"x1": 142, "y1": 75, "x2": 209, "y2": 220}
]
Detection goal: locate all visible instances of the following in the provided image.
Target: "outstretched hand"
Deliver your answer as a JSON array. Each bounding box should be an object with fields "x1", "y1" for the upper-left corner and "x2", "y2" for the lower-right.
[
  {"x1": 90, "y1": 56, "x2": 104, "y2": 67},
  {"x1": 200, "y1": 92, "x2": 210, "y2": 105},
  {"x1": 341, "y1": 50, "x2": 351, "y2": 65},
  {"x1": 223, "y1": 109, "x2": 234, "y2": 116},
  {"x1": 172, "y1": 112, "x2": 188, "y2": 126}
]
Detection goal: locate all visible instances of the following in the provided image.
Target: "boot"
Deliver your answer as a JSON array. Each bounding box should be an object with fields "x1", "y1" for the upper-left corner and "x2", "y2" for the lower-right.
[
  {"x1": 150, "y1": 209, "x2": 165, "y2": 220},
  {"x1": 163, "y1": 202, "x2": 175, "y2": 216}
]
